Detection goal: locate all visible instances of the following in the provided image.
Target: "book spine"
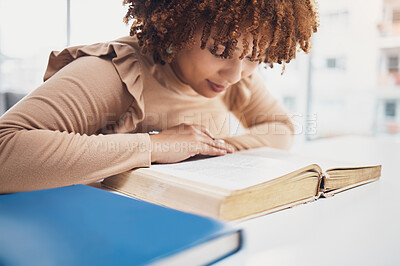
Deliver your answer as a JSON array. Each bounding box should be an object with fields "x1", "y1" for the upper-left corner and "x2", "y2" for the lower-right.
[{"x1": 318, "y1": 171, "x2": 332, "y2": 198}]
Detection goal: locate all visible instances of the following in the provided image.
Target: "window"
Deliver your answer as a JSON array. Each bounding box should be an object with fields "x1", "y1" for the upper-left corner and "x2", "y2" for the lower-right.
[
  {"x1": 0, "y1": 1, "x2": 127, "y2": 95},
  {"x1": 324, "y1": 10, "x2": 349, "y2": 25},
  {"x1": 393, "y1": 9, "x2": 400, "y2": 23},
  {"x1": 326, "y1": 57, "x2": 346, "y2": 70},
  {"x1": 0, "y1": 1, "x2": 67, "y2": 94},
  {"x1": 385, "y1": 101, "x2": 397, "y2": 117},
  {"x1": 388, "y1": 56, "x2": 399, "y2": 72},
  {"x1": 326, "y1": 58, "x2": 336, "y2": 69}
]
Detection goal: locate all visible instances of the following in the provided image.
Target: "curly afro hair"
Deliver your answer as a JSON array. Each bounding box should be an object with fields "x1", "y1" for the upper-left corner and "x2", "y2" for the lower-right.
[{"x1": 123, "y1": 0, "x2": 319, "y2": 69}]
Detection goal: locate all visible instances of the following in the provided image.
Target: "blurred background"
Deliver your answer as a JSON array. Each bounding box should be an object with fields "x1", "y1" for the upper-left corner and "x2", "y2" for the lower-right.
[{"x1": 0, "y1": 0, "x2": 399, "y2": 147}]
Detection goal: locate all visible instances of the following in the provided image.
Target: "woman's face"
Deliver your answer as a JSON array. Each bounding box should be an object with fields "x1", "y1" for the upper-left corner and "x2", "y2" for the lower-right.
[{"x1": 170, "y1": 29, "x2": 262, "y2": 98}]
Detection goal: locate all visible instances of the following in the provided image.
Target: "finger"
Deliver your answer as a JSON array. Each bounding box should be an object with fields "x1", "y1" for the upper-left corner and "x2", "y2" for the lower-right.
[
  {"x1": 200, "y1": 137, "x2": 235, "y2": 153},
  {"x1": 198, "y1": 143, "x2": 227, "y2": 156},
  {"x1": 191, "y1": 124, "x2": 215, "y2": 140},
  {"x1": 202, "y1": 138, "x2": 229, "y2": 151},
  {"x1": 213, "y1": 140, "x2": 235, "y2": 153},
  {"x1": 216, "y1": 141, "x2": 235, "y2": 153},
  {"x1": 225, "y1": 143, "x2": 235, "y2": 153}
]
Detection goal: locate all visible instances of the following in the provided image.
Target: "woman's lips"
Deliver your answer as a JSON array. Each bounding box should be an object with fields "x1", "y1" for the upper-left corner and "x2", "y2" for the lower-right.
[{"x1": 206, "y1": 79, "x2": 228, "y2": 93}]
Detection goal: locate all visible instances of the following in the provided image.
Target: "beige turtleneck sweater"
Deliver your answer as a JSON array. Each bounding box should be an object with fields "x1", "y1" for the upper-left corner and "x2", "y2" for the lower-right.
[{"x1": 0, "y1": 36, "x2": 294, "y2": 194}]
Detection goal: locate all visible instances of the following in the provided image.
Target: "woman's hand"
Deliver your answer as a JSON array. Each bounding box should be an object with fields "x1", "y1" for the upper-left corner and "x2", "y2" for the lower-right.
[{"x1": 149, "y1": 123, "x2": 234, "y2": 164}]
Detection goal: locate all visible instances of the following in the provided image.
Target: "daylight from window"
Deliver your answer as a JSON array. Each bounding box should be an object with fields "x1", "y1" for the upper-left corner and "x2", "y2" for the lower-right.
[{"x1": 1, "y1": 0, "x2": 400, "y2": 145}]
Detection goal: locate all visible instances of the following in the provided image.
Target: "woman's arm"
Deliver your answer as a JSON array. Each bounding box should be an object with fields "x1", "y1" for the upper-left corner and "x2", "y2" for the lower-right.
[
  {"x1": 222, "y1": 70, "x2": 295, "y2": 151},
  {"x1": 0, "y1": 56, "x2": 151, "y2": 194}
]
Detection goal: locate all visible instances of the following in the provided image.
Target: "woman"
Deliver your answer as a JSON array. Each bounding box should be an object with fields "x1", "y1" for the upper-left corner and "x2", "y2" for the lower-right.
[{"x1": 0, "y1": 0, "x2": 318, "y2": 193}]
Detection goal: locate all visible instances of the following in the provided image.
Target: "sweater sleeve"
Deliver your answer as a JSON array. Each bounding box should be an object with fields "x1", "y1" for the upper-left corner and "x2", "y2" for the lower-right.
[
  {"x1": 0, "y1": 55, "x2": 151, "y2": 194},
  {"x1": 222, "y1": 70, "x2": 295, "y2": 151}
]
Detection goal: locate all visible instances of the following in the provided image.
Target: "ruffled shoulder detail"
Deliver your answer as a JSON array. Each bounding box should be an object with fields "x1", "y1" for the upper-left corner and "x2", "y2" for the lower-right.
[{"x1": 43, "y1": 37, "x2": 145, "y2": 131}]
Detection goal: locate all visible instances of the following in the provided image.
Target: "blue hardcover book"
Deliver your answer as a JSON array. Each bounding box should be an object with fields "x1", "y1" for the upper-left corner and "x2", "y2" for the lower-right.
[{"x1": 0, "y1": 185, "x2": 242, "y2": 266}]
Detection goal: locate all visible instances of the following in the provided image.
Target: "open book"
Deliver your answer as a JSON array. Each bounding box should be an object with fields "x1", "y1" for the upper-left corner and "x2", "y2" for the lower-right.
[{"x1": 102, "y1": 147, "x2": 382, "y2": 221}]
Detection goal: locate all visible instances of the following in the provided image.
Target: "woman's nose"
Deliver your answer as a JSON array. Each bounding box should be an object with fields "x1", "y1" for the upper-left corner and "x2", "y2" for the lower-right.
[{"x1": 219, "y1": 59, "x2": 243, "y2": 85}]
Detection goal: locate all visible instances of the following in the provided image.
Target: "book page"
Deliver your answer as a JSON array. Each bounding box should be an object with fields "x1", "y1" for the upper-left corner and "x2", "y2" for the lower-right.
[
  {"x1": 240, "y1": 147, "x2": 379, "y2": 171},
  {"x1": 149, "y1": 153, "x2": 313, "y2": 190}
]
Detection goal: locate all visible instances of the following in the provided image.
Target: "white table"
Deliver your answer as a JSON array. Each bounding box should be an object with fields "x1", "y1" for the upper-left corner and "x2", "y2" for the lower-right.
[{"x1": 240, "y1": 135, "x2": 400, "y2": 266}]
